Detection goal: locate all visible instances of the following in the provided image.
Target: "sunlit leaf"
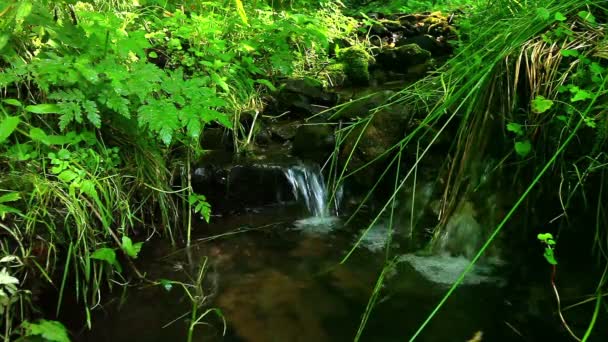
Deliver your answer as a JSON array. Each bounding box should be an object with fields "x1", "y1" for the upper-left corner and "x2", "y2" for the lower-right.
[
  {"x1": 536, "y1": 8, "x2": 550, "y2": 21},
  {"x1": 0, "y1": 116, "x2": 20, "y2": 144},
  {"x1": 25, "y1": 104, "x2": 61, "y2": 114},
  {"x1": 121, "y1": 236, "x2": 143, "y2": 259},
  {"x1": 2, "y1": 99, "x2": 22, "y2": 107},
  {"x1": 578, "y1": 11, "x2": 596, "y2": 24},
  {"x1": 531, "y1": 96, "x2": 553, "y2": 113},
  {"x1": 560, "y1": 49, "x2": 579, "y2": 57},
  {"x1": 554, "y1": 12, "x2": 567, "y2": 22}
]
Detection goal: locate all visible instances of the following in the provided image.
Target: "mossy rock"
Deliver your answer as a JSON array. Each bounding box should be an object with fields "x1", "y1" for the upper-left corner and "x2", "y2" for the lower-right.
[
  {"x1": 338, "y1": 46, "x2": 375, "y2": 86},
  {"x1": 375, "y1": 43, "x2": 431, "y2": 74},
  {"x1": 325, "y1": 63, "x2": 347, "y2": 88}
]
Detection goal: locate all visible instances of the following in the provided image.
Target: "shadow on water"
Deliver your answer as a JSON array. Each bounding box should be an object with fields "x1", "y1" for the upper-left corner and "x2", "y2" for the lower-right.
[{"x1": 69, "y1": 200, "x2": 523, "y2": 342}]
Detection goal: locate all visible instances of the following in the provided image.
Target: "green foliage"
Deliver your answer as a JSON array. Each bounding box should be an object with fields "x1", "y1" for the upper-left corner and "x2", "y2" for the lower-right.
[
  {"x1": 189, "y1": 193, "x2": 211, "y2": 223},
  {"x1": 537, "y1": 233, "x2": 558, "y2": 265},
  {"x1": 121, "y1": 236, "x2": 143, "y2": 259},
  {"x1": 0, "y1": 192, "x2": 21, "y2": 219},
  {"x1": 91, "y1": 248, "x2": 122, "y2": 272},
  {"x1": 21, "y1": 320, "x2": 71, "y2": 342},
  {"x1": 531, "y1": 96, "x2": 554, "y2": 113}
]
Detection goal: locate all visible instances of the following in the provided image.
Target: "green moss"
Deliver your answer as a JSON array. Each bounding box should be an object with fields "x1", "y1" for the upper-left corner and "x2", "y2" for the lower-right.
[
  {"x1": 395, "y1": 44, "x2": 431, "y2": 64},
  {"x1": 324, "y1": 63, "x2": 347, "y2": 87},
  {"x1": 339, "y1": 46, "x2": 374, "y2": 86}
]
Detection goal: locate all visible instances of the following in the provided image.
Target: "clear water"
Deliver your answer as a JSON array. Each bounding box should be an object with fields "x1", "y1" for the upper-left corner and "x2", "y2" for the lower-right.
[
  {"x1": 66, "y1": 206, "x2": 529, "y2": 342},
  {"x1": 61, "y1": 168, "x2": 598, "y2": 342}
]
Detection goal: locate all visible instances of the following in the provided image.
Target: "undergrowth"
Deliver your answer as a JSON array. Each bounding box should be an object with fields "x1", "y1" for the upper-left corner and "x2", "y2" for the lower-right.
[{"x1": 0, "y1": 0, "x2": 355, "y2": 340}]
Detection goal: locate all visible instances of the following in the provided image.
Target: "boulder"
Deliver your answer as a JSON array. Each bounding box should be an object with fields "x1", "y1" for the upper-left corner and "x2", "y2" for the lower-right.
[
  {"x1": 292, "y1": 124, "x2": 335, "y2": 164},
  {"x1": 191, "y1": 151, "x2": 296, "y2": 213},
  {"x1": 374, "y1": 43, "x2": 432, "y2": 74},
  {"x1": 338, "y1": 46, "x2": 375, "y2": 86},
  {"x1": 274, "y1": 78, "x2": 337, "y2": 117},
  {"x1": 339, "y1": 92, "x2": 414, "y2": 187}
]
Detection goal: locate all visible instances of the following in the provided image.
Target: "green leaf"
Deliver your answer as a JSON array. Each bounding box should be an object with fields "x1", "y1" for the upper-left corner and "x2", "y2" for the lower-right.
[
  {"x1": 578, "y1": 11, "x2": 596, "y2": 24},
  {"x1": 91, "y1": 248, "x2": 116, "y2": 264},
  {"x1": 571, "y1": 89, "x2": 594, "y2": 102},
  {"x1": 254, "y1": 79, "x2": 277, "y2": 91},
  {"x1": 22, "y1": 320, "x2": 70, "y2": 342},
  {"x1": 57, "y1": 170, "x2": 78, "y2": 183},
  {"x1": 514, "y1": 140, "x2": 532, "y2": 157},
  {"x1": 25, "y1": 104, "x2": 61, "y2": 114},
  {"x1": 83, "y1": 100, "x2": 101, "y2": 128},
  {"x1": 0, "y1": 192, "x2": 20, "y2": 204},
  {"x1": 121, "y1": 236, "x2": 143, "y2": 259},
  {"x1": 531, "y1": 96, "x2": 553, "y2": 113},
  {"x1": 91, "y1": 247, "x2": 122, "y2": 273},
  {"x1": 506, "y1": 123, "x2": 523, "y2": 136},
  {"x1": 560, "y1": 49, "x2": 579, "y2": 57},
  {"x1": 137, "y1": 99, "x2": 179, "y2": 145},
  {"x1": 543, "y1": 248, "x2": 558, "y2": 265},
  {"x1": 0, "y1": 268, "x2": 19, "y2": 285},
  {"x1": 0, "y1": 35, "x2": 9, "y2": 51},
  {"x1": 554, "y1": 12, "x2": 567, "y2": 21},
  {"x1": 0, "y1": 116, "x2": 20, "y2": 144},
  {"x1": 2, "y1": 99, "x2": 22, "y2": 107},
  {"x1": 0, "y1": 203, "x2": 21, "y2": 218},
  {"x1": 189, "y1": 194, "x2": 211, "y2": 223},
  {"x1": 15, "y1": 1, "x2": 33, "y2": 22},
  {"x1": 29, "y1": 127, "x2": 49, "y2": 144},
  {"x1": 235, "y1": 0, "x2": 249, "y2": 25},
  {"x1": 536, "y1": 8, "x2": 551, "y2": 21},
  {"x1": 148, "y1": 51, "x2": 158, "y2": 58},
  {"x1": 537, "y1": 233, "x2": 554, "y2": 242}
]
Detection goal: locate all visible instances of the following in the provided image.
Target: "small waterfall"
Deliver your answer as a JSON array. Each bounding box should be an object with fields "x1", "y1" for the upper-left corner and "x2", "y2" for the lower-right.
[{"x1": 283, "y1": 164, "x2": 340, "y2": 217}]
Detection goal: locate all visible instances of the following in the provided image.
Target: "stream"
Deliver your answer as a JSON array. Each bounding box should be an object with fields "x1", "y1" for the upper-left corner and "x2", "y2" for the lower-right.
[{"x1": 67, "y1": 162, "x2": 545, "y2": 342}]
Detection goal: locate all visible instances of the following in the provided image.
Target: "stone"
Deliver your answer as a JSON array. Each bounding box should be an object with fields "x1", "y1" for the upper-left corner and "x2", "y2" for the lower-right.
[
  {"x1": 339, "y1": 94, "x2": 414, "y2": 187},
  {"x1": 338, "y1": 46, "x2": 375, "y2": 86},
  {"x1": 292, "y1": 124, "x2": 335, "y2": 164},
  {"x1": 374, "y1": 43, "x2": 432, "y2": 74},
  {"x1": 273, "y1": 77, "x2": 337, "y2": 117}
]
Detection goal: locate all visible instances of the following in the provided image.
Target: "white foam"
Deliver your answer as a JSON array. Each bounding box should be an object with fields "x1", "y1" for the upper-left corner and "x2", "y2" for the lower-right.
[{"x1": 397, "y1": 253, "x2": 504, "y2": 286}]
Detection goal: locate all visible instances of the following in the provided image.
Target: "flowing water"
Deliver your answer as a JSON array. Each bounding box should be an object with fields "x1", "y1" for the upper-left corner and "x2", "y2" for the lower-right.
[{"x1": 65, "y1": 162, "x2": 582, "y2": 342}]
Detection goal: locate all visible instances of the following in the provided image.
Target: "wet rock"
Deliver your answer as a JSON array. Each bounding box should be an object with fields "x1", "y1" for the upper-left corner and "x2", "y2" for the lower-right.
[
  {"x1": 270, "y1": 120, "x2": 300, "y2": 141},
  {"x1": 331, "y1": 90, "x2": 396, "y2": 121},
  {"x1": 340, "y1": 92, "x2": 414, "y2": 187},
  {"x1": 191, "y1": 151, "x2": 296, "y2": 213},
  {"x1": 274, "y1": 77, "x2": 337, "y2": 117},
  {"x1": 292, "y1": 124, "x2": 335, "y2": 163},
  {"x1": 375, "y1": 43, "x2": 432, "y2": 74},
  {"x1": 200, "y1": 127, "x2": 231, "y2": 150},
  {"x1": 433, "y1": 201, "x2": 482, "y2": 258}
]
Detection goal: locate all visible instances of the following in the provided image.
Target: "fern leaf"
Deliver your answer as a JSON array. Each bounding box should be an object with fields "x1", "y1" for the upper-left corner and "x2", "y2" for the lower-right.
[
  {"x1": 83, "y1": 100, "x2": 101, "y2": 127},
  {"x1": 138, "y1": 99, "x2": 179, "y2": 145}
]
